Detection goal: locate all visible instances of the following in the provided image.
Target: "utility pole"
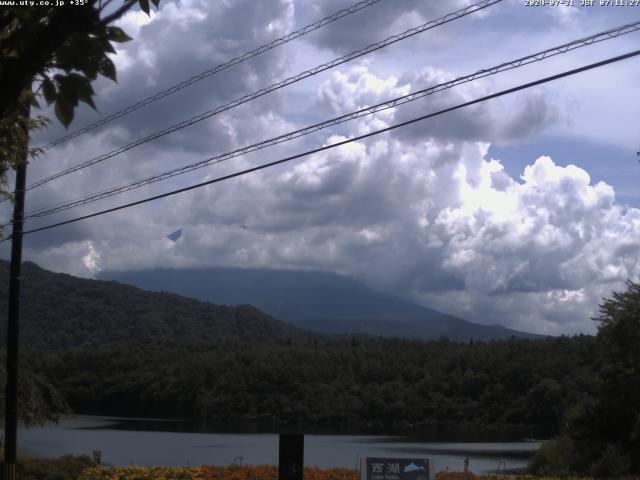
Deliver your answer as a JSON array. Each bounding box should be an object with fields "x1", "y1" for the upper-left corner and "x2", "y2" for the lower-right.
[
  {"x1": 278, "y1": 433, "x2": 304, "y2": 480},
  {"x1": 2, "y1": 106, "x2": 29, "y2": 480}
]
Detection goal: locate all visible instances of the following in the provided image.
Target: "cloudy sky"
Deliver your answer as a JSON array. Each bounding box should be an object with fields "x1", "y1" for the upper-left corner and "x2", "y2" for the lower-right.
[{"x1": 2, "y1": 0, "x2": 640, "y2": 335}]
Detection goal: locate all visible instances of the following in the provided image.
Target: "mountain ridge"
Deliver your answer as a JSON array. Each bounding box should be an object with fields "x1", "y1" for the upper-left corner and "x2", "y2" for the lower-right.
[
  {"x1": 99, "y1": 266, "x2": 543, "y2": 341},
  {"x1": 0, "y1": 260, "x2": 318, "y2": 349}
]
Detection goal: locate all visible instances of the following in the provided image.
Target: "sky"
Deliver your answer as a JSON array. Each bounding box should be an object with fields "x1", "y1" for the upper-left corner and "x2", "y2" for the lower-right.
[{"x1": 2, "y1": 0, "x2": 640, "y2": 335}]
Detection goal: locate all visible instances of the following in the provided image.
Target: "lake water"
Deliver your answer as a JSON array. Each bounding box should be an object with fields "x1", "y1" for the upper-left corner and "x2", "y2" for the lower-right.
[{"x1": 18, "y1": 416, "x2": 542, "y2": 474}]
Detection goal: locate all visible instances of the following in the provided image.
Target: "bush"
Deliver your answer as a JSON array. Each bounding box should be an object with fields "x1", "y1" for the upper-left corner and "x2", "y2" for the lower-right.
[
  {"x1": 78, "y1": 465, "x2": 360, "y2": 480},
  {"x1": 17, "y1": 454, "x2": 94, "y2": 480},
  {"x1": 589, "y1": 443, "x2": 631, "y2": 478},
  {"x1": 527, "y1": 436, "x2": 581, "y2": 476}
]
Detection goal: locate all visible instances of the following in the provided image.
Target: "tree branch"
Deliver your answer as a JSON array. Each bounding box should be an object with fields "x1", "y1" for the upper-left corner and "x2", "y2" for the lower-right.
[
  {"x1": 98, "y1": 0, "x2": 117, "y2": 13},
  {"x1": 100, "y1": 0, "x2": 138, "y2": 26}
]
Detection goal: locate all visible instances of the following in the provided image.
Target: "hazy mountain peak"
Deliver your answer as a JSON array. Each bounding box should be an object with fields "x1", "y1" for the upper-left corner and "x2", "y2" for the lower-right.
[{"x1": 99, "y1": 266, "x2": 542, "y2": 341}]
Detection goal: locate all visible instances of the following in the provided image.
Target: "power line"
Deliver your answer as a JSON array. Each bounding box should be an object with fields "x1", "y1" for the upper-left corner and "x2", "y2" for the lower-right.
[
  {"x1": 11, "y1": 48, "x2": 640, "y2": 240},
  {"x1": 21, "y1": 20, "x2": 640, "y2": 220},
  {"x1": 38, "y1": 0, "x2": 386, "y2": 151},
  {"x1": 24, "y1": 0, "x2": 501, "y2": 193},
  {"x1": 27, "y1": 0, "x2": 500, "y2": 191}
]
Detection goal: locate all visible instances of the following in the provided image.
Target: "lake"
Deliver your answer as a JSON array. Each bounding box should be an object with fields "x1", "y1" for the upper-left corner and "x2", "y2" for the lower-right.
[{"x1": 18, "y1": 416, "x2": 542, "y2": 474}]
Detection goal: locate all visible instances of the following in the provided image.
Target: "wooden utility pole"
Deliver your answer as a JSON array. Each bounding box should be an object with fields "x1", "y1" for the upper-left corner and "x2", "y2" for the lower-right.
[
  {"x1": 278, "y1": 433, "x2": 304, "y2": 480},
  {"x1": 2, "y1": 107, "x2": 28, "y2": 480}
]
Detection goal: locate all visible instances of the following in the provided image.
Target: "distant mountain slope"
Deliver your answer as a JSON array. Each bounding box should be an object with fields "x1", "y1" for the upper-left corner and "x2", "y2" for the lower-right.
[
  {"x1": 99, "y1": 267, "x2": 542, "y2": 341},
  {"x1": 0, "y1": 261, "x2": 317, "y2": 349}
]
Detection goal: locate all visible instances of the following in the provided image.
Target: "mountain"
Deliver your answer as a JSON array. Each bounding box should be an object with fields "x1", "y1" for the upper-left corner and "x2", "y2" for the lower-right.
[
  {"x1": 99, "y1": 267, "x2": 542, "y2": 341},
  {"x1": 0, "y1": 260, "x2": 318, "y2": 349}
]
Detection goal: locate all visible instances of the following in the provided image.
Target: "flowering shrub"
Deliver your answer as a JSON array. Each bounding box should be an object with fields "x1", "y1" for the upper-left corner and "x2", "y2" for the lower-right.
[
  {"x1": 78, "y1": 465, "x2": 359, "y2": 480},
  {"x1": 76, "y1": 466, "x2": 640, "y2": 480}
]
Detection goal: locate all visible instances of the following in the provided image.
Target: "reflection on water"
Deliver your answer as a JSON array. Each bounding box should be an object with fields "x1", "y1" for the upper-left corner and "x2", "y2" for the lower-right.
[{"x1": 18, "y1": 416, "x2": 542, "y2": 474}]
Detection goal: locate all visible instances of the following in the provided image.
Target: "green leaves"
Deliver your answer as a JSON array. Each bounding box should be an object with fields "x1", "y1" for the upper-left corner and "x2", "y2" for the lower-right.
[
  {"x1": 139, "y1": 0, "x2": 159, "y2": 15},
  {"x1": 1, "y1": 0, "x2": 160, "y2": 132},
  {"x1": 138, "y1": 0, "x2": 150, "y2": 14},
  {"x1": 62, "y1": 73, "x2": 96, "y2": 108},
  {"x1": 41, "y1": 78, "x2": 56, "y2": 105},
  {"x1": 106, "y1": 26, "x2": 132, "y2": 43},
  {"x1": 40, "y1": 0, "x2": 164, "y2": 127},
  {"x1": 35, "y1": 13, "x2": 142, "y2": 127},
  {"x1": 54, "y1": 94, "x2": 75, "y2": 128},
  {"x1": 98, "y1": 56, "x2": 117, "y2": 82},
  {"x1": 47, "y1": 73, "x2": 97, "y2": 127}
]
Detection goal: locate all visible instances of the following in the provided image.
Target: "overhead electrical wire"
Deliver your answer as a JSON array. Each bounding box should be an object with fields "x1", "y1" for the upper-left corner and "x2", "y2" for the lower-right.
[
  {"x1": 7, "y1": 48, "x2": 639, "y2": 240},
  {"x1": 39, "y1": 0, "x2": 387, "y2": 151},
  {"x1": 23, "y1": 0, "x2": 502, "y2": 193},
  {"x1": 21, "y1": 20, "x2": 640, "y2": 221}
]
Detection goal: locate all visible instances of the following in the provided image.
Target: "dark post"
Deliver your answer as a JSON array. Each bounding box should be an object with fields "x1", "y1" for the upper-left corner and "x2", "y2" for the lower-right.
[
  {"x1": 2, "y1": 108, "x2": 28, "y2": 480},
  {"x1": 278, "y1": 433, "x2": 304, "y2": 480}
]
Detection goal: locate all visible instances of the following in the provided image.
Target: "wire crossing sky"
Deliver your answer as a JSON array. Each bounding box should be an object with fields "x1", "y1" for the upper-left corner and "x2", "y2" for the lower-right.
[
  {"x1": 38, "y1": 0, "x2": 387, "y2": 151},
  {"x1": 13, "y1": 48, "x2": 640, "y2": 239},
  {"x1": 20, "y1": 20, "x2": 640, "y2": 221},
  {"x1": 24, "y1": 0, "x2": 502, "y2": 193}
]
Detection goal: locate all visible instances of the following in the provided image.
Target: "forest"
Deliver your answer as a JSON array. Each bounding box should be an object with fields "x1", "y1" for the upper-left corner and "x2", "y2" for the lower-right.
[{"x1": 26, "y1": 335, "x2": 596, "y2": 432}]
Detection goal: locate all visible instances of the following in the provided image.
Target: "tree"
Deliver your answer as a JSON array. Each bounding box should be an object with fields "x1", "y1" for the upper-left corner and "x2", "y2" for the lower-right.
[
  {"x1": 553, "y1": 280, "x2": 640, "y2": 476},
  {"x1": 528, "y1": 282, "x2": 640, "y2": 476},
  {"x1": 0, "y1": 363, "x2": 69, "y2": 427},
  {"x1": 589, "y1": 280, "x2": 640, "y2": 473},
  {"x1": 0, "y1": 0, "x2": 160, "y2": 429},
  {"x1": 0, "y1": 0, "x2": 159, "y2": 199}
]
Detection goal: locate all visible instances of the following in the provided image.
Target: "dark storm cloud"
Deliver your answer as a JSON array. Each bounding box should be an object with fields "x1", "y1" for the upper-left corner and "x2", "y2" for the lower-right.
[{"x1": 300, "y1": 0, "x2": 469, "y2": 54}]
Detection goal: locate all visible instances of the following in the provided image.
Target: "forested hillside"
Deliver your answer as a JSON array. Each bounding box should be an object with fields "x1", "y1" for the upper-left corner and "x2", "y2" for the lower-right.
[
  {"x1": 28, "y1": 335, "x2": 598, "y2": 433},
  {"x1": 101, "y1": 267, "x2": 542, "y2": 341},
  {"x1": 0, "y1": 261, "x2": 317, "y2": 349}
]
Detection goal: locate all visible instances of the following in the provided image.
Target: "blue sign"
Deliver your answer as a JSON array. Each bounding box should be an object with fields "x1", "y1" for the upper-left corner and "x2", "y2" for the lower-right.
[{"x1": 362, "y1": 457, "x2": 431, "y2": 480}]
